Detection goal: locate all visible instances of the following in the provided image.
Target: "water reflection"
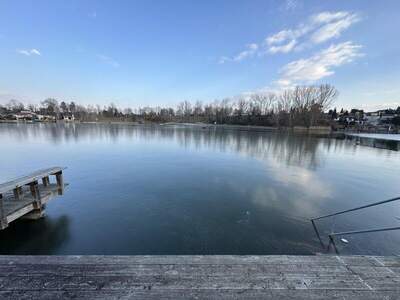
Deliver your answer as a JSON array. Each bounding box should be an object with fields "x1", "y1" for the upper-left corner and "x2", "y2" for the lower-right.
[
  {"x1": 346, "y1": 135, "x2": 400, "y2": 151},
  {"x1": 0, "y1": 123, "x2": 341, "y2": 169},
  {"x1": 0, "y1": 216, "x2": 70, "y2": 254},
  {"x1": 2, "y1": 124, "x2": 340, "y2": 218},
  {"x1": 0, "y1": 123, "x2": 399, "y2": 255}
]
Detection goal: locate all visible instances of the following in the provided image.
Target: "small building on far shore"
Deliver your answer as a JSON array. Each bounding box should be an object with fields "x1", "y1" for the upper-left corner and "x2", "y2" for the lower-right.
[
  {"x1": 60, "y1": 113, "x2": 75, "y2": 122},
  {"x1": 8, "y1": 111, "x2": 56, "y2": 122},
  {"x1": 37, "y1": 114, "x2": 56, "y2": 122},
  {"x1": 14, "y1": 110, "x2": 37, "y2": 121}
]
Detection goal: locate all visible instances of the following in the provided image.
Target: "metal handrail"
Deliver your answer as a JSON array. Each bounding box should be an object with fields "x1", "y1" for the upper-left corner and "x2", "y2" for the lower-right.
[
  {"x1": 329, "y1": 226, "x2": 400, "y2": 238},
  {"x1": 311, "y1": 196, "x2": 400, "y2": 221},
  {"x1": 311, "y1": 195, "x2": 400, "y2": 245}
]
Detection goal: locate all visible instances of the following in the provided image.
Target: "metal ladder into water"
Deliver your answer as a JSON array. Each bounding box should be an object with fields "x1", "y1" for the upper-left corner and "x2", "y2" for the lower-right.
[{"x1": 311, "y1": 196, "x2": 400, "y2": 244}]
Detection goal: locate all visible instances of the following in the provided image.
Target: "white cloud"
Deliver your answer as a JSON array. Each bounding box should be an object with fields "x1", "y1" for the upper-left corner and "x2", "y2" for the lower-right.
[
  {"x1": 233, "y1": 43, "x2": 258, "y2": 61},
  {"x1": 311, "y1": 13, "x2": 360, "y2": 44},
  {"x1": 219, "y1": 10, "x2": 360, "y2": 63},
  {"x1": 97, "y1": 54, "x2": 120, "y2": 68},
  {"x1": 218, "y1": 56, "x2": 230, "y2": 64},
  {"x1": 311, "y1": 11, "x2": 349, "y2": 24},
  {"x1": 17, "y1": 48, "x2": 41, "y2": 56},
  {"x1": 266, "y1": 25, "x2": 310, "y2": 46},
  {"x1": 30, "y1": 49, "x2": 41, "y2": 56},
  {"x1": 17, "y1": 50, "x2": 30, "y2": 56},
  {"x1": 283, "y1": 0, "x2": 301, "y2": 11},
  {"x1": 219, "y1": 43, "x2": 258, "y2": 64},
  {"x1": 266, "y1": 30, "x2": 291, "y2": 45},
  {"x1": 274, "y1": 79, "x2": 292, "y2": 88},
  {"x1": 268, "y1": 39, "x2": 297, "y2": 54},
  {"x1": 277, "y1": 41, "x2": 363, "y2": 87},
  {"x1": 266, "y1": 11, "x2": 360, "y2": 54}
]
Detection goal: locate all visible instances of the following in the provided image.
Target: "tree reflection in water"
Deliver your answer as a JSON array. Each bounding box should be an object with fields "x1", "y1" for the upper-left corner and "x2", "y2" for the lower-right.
[{"x1": 1, "y1": 123, "x2": 399, "y2": 255}]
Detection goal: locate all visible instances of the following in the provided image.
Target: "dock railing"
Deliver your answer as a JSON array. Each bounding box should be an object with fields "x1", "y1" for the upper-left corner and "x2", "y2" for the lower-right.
[
  {"x1": 311, "y1": 196, "x2": 400, "y2": 241},
  {"x1": 0, "y1": 167, "x2": 66, "y2": 230}
]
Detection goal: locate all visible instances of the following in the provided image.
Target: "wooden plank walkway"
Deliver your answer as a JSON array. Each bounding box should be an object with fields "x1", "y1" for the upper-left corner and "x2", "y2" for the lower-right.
[
  {"x1": 0, "y1": 167, "x2": 66, "y2": 229},
  {"x1": 0, "y1": 167, "x2": 64, "y2": 195},
  {"x1": 0, "y1": 255, "x2": 398, "y2": 299}
]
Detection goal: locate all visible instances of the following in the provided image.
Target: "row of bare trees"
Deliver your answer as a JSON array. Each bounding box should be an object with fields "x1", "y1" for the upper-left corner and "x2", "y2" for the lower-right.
[
  {"x1": 0, "y1": 84, "x2": 338, "y2": 127},
  {"x1": 172, "y1": 84, "x2": 337, "y2": 127}
]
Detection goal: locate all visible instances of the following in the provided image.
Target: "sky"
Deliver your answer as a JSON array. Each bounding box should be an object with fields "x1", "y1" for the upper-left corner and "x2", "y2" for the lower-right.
[{"x1": 0, "y1": 0, "x2": 399, "y2": 111}]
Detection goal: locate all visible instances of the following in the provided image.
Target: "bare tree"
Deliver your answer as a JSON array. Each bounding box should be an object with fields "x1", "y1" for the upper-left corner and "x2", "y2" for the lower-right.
[
  {"x1": 1, "y1": 83, "x2": 337, "y2": 126},
  {"x1": 41, "y1": 98, "x2": 59, "y2": 116},
  {"x1": 6, "y1": 99, "x2": 24, "y2": 112},
  {"x1": 183, "y1": 100, "x2": 192, "y2": 117},
  {"x1": 60, "y1": 101, "x2": 68, "y2": 113},
  {"x1": 235, "y1": 97, "x2": 249, "y2": 117},
  {"x1": 193, "y1": 101, "x2": 203, "y2": 118}
]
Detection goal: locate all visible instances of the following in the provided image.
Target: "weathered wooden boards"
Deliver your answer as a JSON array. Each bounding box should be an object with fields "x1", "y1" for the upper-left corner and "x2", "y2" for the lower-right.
[
  {"x1": 0, "y1": 255, "x2": 398, "y2": 299},
  {"x1": 0, "y1": 167, "x2": 64, "y2": 195},
  {"x1": 0, "y1": 167, "x2": 66, "y2": 230}
]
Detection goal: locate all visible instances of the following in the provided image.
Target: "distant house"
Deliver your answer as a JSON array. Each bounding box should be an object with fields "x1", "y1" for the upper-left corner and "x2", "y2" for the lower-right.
[
  {"x1": 364, "y1": 110, "x2": 397, "y2": 126},
  {"x1": 14, "y1": 110, "x2": 37, "y2": 121},
  {"x1": 364, "y1": 113, "x2": 380, "y2": 126},
  {"x1": 36, "y1": 114, "x2": 56, "y2": 122},
  {"x1": 335, "y1": 115, "x2": 359, "y2": 125},
  {"x1": 60, "y1": 113, "x2": 75, "y2": 122}
]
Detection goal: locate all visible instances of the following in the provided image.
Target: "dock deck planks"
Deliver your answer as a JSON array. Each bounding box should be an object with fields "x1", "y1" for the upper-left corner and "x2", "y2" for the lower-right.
[
  {"x1": 2, "y1": 183, "x2": 65, "y2": 223},
  {"x1": 0, "y1": 167, "x2": 66, "y2": 229},
  {"x1": 0, "y1": 255, "x2": 398, "y2": 299},
  {"x1": 0, "y1": 167, "x2": 64, "y2": 195}
]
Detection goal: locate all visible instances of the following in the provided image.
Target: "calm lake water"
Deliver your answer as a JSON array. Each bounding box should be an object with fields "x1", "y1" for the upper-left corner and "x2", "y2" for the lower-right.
[{"x1": 1, "y1": 123, "x2": 399, "y2": 255}]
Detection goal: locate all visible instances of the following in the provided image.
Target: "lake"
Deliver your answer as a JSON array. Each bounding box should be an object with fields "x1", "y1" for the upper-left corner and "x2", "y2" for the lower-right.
[{"x1": 0, "y1": 123, "x2": 399, "y2": 255}]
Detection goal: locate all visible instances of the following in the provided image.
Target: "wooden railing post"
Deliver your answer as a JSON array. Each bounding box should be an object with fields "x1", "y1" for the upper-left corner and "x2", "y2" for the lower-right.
[
  {"x1": 55, "y1": 172, "x2": 63, "y2": 187},
  {"x1": 0, "y1": 167, "x2": 67, "y2": 229},
  {"x1": 55, "y1": 171, "x2": 64, "y2": 195},
  {"x1": 13, "y1": 186, "x2": 23, "y2": 200},
  {"x1": 0, "y1": 194, "x2": 8, "y2": 230},
  {"x1": 29, "y1": 181, "x2": 42, "y2": 209},
  {"x1": 42, "y1": 176, "x2": 50, "y2": 186}
]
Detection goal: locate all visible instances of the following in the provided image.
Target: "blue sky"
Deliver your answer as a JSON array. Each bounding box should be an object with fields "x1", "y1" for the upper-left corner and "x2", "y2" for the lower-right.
[{"x1": 0, "y1": 0, "x2": 399, "y2": 110}]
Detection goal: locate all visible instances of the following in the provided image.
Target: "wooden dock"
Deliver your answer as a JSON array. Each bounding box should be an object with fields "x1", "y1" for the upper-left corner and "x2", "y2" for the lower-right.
[
  {"x1": 0, "y1": 167, "x2": 66, "y2": 230},
  {"x1": 0, "y1": 255, "x2": 398, "y2": 299}
]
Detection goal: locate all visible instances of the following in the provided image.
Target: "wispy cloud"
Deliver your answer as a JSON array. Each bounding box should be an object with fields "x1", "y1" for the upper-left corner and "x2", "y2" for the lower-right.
[
  {"x1": 219, "y1": 11, "x2": 360, "y2": 62},
  {"x1": 219, "y1": 43, "x2": 259, "y2": 64},
  {"x1": 310, "y1": 12, "x2": 360, "y2": 44},
  {"x1": 97, "y1": 54, "x2": 120, "y2": 68},
  {"x1": 16, "y1": 48, "x2": 41, "y2": 56},
  {"x1": 234, "y1": 43, "x2": 259, "y2": 61},
  {"x1": 276, "y1": 41, "x2": 363, "y2": 87},
  {"x1": 218, "y1": 56, "x2": 230, "y2": 64},
  {"x1": 283, "y1": 0, "x2": 301, "y2": 11},
  {"x1": 266, "y1": 11, "x2": 360, "y2": 54},
  {"x1": 268, "y1": 39, "x2": 297, "y2": 54}
]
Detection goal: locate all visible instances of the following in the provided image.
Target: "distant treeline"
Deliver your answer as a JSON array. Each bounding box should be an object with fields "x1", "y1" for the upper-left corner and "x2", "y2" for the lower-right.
[{"x1": 0, "y1": 84, "x2": 338, "y2": 127}]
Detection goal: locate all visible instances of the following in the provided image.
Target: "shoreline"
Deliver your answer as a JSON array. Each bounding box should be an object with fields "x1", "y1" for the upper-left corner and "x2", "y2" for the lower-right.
[
  {"x1": 2, "y1": 120, "x2": 400, "y2": 138},
  {"x1": 0, "y1": 119, "x2": 331, "y2": 132}
]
